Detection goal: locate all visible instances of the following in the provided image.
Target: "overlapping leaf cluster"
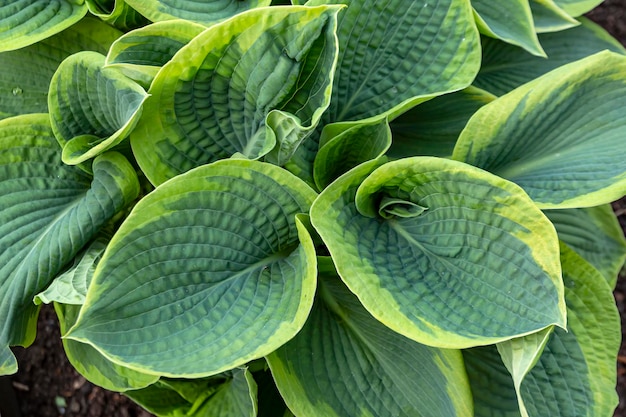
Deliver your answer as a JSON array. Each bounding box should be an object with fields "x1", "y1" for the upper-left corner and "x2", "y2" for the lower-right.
[{"x1": 1, "y1": 0, "x2": 626, "y2": 416}]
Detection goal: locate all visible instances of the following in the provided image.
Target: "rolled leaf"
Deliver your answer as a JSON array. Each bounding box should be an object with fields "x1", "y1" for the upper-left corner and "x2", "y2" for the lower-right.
[
  {"x1": 475, "y1": 18, "x2": 625, "y2": 96},
  {"x1": 85, "y1": 0, "x2": 148, "y2": 31},
  {"x1": 310, "y1": 157, "x2": 565, "y2": 349},
  {"x1": 131, "y1": 5, "x2": 342, "y2": 186},
  {"x1": 123, "y1": 0, "x2": 272, "y2": 25},
  {"x1": 67, "y1": 160, "x2": 318, "y2": 377},
  {"x1": 267, "y1": 257, "x2": 473, "y2": 417},
  {"x1": 0, "y1": 16, "x2": 121, "y2": 120},
  {"x1": 0, "y1": 114, "x2": 139, "y2": 375},
  {"x1": 0, "y1": 0, "x2": 88, "y2": 52},
  {"x1": 454, "y1": 51, "x2": 626, "y2": 209},
  {"x1": 472, "y1": 0, "x2": 545, "y2": 56},
  {"x1": 48, "y1": 51, "x2": 149, "y2": 165}
]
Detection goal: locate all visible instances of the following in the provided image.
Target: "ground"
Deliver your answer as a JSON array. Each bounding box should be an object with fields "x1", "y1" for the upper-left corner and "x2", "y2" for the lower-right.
[{"x1": 5, "y1": 2, "x2": 626, "y2": 416}]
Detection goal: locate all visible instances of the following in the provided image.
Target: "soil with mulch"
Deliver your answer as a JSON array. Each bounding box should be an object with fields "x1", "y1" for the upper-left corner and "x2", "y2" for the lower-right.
[{"x1": 3, "y1": 2, "x2": 626, "y2": 417}]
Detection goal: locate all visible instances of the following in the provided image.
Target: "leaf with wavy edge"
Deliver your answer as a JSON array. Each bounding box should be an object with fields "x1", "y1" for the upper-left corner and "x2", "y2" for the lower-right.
[
  {"x1": 67, "y1": 159, "x2": 317, "y2": 377},
  {"x1": 105, "y1": 20, "x2": 206, "y2": 88},
  {"x1": 131, "y1": 5, "x2": 342, "y2": 186},
  {"x1": 48, "y1": 51, "x2": 149, "y2": 166},
  {"x1": 124, "y1": 0, "x2": 271, "y2": 25},
  {"x1": 529, "y1": 0, "x2": 579, "y2": 33},
  {"x1": 85, "y1": 0, "x2": 148, "y2": 31},
  {"x1": 310, "y1": 157, "x2": 565, "y2": 349},
  {"x1": 544, "y1": 205, "x2": 626, "y2": 288},
  {"x1": 472, "y1": 0, "x2": 545, "y2": 57},
  {"x1": 267, "y1": 257, "x2": 473, "y2": 417},
  {"x1": 0, "y1": 114, "x2": 139, "y2": 375},
  {"x1": 454, "y1": 51, "x2": 626, "y2": 209},
  {"x1": 475, "y1": 18, "x2": 625, "y2": 96},
  {"x1": 0, "y1": 0, "x2": 88, "y2": 52}
]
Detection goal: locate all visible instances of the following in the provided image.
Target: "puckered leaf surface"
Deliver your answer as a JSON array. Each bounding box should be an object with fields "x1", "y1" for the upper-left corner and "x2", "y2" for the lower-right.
[
  {"x1": 67, "y1": 160, "x2": 317, "y2": 377},
  {"x1": 310, "y1": 157, "x2": 565, "y2": 349},
  {"x1": 267, "y1": 257, "x2": 473, "y2": 417},
  {"x1": 454, "y1": 51, "x2": 626, "y2": 209}
]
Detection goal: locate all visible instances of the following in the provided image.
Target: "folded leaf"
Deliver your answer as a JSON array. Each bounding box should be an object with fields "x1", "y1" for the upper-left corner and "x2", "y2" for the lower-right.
[
  {"x1": 67, "y1": 160, "x2": 317, "y2": 377},
  {"x1": 310, "y1": 157, "x2": 565, "y2": 349},
  {"x1": 454, "y1": 51, "x2": 626, "y2": 209},
  {"x1": 0, "y1": 114, "x2": 139, "y2": 375},
  {"x1": 529, "y1": 0, "x2": 579, "y2": 32},
  {"x1": 49, "y1": 51, "x2": 149, "y2": 165},
  {"x1": 85, "y1": 0, "x2": 148, "y2": 31},
  {"x1": 131, "y1": 5, "x2": 342, "y2": 186},
  {"x1": 267, "y1": 258, "x2": 472, "y2": 417},
  {"x1": 553, "y1": 0, "x2": 603, "y2": 16},
  {"x1": 0, "y1": 0, "x2": 88, "y2": 52}
]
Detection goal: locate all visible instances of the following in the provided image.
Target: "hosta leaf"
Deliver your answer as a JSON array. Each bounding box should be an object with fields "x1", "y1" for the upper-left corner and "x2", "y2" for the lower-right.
[
  {"x1": 544, "y1": 205, "x2": 626, "y2": 287},
  {"x1": 529, "y1": 0, "x2": 578, "y2": 33},
  {"x1": 475, "y1": 18, "x2": 625, "y2": 96},
  {"x1": 105, "y1": 19, "x2": 206, "y2": 88},
  {"x1": 310, "y1": 157, "x2": 565, "y2": 349},
  {"x1": 454, "y1": 51, "x2": 626, "y2": 209},
  {"x1": 0, "y1": 114, "x2": 139, "y2": 375},
  {"x1": 85, "y1": 0, "x2": 148, "y2": 31},
  {"x1": 0, "y1": 345, "x2": 17, "y2": 375},
  {"x1": 34, "y1": 235, "x2": 109, "y2": 305},
  {"x1": 472, "y1": 0, "x2": 545, "y2": 57},
  {"x1": 313, "y1": 117, "x2": 391, "y2": 190},
  {"x1": 55, "y1": 303, "x2": 159, "y2": 392},
  {"x1": 267, "y1": 257, "x2": 473, "y2": 417},
  {"x1": 49, "y1": 51, "x2": 149, "y2": 166},
  {"x1": 131, "y1": 5, "x2": 341, "y2": 186},
  {"x1": 388, "y1": 86, "x2": 495, "y2": 159},
  {"x1": 553, "y1": 0, "x2": 603, "y2": 16},
  {"x1": 0, "y1": 0, "x2": 88, "y2": 52},
  {"x1": 520, "y1": 243, "x2": 620, "y2": 417},
  {"x1": 67, "y1": 159, "x2": 317, "y2": 377},
  {"x1": 124, "y1": 0, "x2": 271, "y2": 25},
  {"x1": 0, "y1": 16, "x2": 121, "y2": 120}
]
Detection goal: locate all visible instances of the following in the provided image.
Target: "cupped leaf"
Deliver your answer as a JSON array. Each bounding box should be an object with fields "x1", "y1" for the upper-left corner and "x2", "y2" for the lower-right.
[
  {"x1": 472, "y1": 0, "x2": 545, "y2": 57},
  {"x1": 310, "y1": 157, "x2": 565, "y2": 349},
  {"x1": 388, "y1": 86, "x2": 495, "y2": 159},
  {"x1": 544, "y1": 205, "x2": 626, "y2": 287},
  {"x1": 124, "y1": 0, "x2": 271, "y2": 25},
  {"x1": 267, "y1": 257, "x2": 473, "y2": 417},
  {"x1": 105, "y1": 19, "x2": 206, "y2": 87},
  {"x1": 553, "y1": 0, "x2": 603, "y2": 16},
  {"x1": 67, "y1": 159, "x2": 318, "y2": 377},
  {"x1": 49, "y1": 51, "x2": 149, "y2": 166},
  {"x1": 475, "y1": 18, "x2": 625, "y2": 96},
  {"x1": 131, "y1": 5, "x2": 342, "y2": 186},
  {"x1": 85, "y1": 0, "x2": 148, "y2": 31},
  {"x1": 0, "y1": 114, "x2": 139, "y2": 375},
  {"x1": 454, "y1": 51, "x2": 626, "y2": 209},
  {"x1": 0, "y1": 16, "x2": 121, "y2": 120},
  {"x1": 0, "y1": 0, "x2": 88, "y2": 52},
  {"x1": 313, "y1": 117, "x2": 391, "y2": 190},
  {"x1": 55, "y1": 303, "x2": 159, "y2": 392},
  {"x1": 529, "y1": 0, "x2": 579, "y2": 33}
]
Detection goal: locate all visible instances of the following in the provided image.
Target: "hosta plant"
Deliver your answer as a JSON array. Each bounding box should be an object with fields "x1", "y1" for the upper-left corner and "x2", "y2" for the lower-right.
[{"x1": 2, "y1": 0, "x2": 626, "y2": 416}]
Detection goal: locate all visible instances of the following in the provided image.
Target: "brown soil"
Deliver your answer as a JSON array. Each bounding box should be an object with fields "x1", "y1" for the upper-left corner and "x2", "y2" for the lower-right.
[{"x1": 3, "y1": 2, "x2": 626, "y2": 416}]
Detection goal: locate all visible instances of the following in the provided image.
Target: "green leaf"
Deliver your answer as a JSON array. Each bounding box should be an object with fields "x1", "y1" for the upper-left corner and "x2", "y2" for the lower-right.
[
  {"x1": 544, "y1": 205, "x2": 626, "y2": 287},
  {"x1": 454, "y1": 51, "x2": 626, "y2": 209},
  {"x1": 267, "y1": 257, "x2": 473, "y2": 417},
  {"x1": 131, "y1": 5, "x2": 342, "y2": 186},
  {"x1": 0, "y1": 345, "x2": 17, "y2": 376},
  {"x1": 553, "y1": 0, "x2": 603, "y2": 16},
  {"x1": 55, "y1": 303, "x2": 159, "y2": 392},
  {"x1": 529, "y1": 0, "x2": 579, "y2": 33},
  {"x1": 0, "y1": 16, "x2": 122, "y2": 120},
  {"x1": 105, "y1": 19, "x2": 206, "y2": 88},
  {"x1": 123, "y1": 0, "x2": 272, "y2": 25},
  {"x1": 472, "y1": 0, "x2": 545, "y2": 57},
  {"x1": 388, "y1": 86, "x2": 495, "y2": 159},
  {"x1": 313, "y1": 117, "x2": 391, "y2": 190},
  {"x1": 85, "y1": 0, "x2": 149, "y2": 31},
  {"x1": 48, "y1": 51, "x2": 149, "y2": 166},
  {"x1": 519, "y1": 243, "x2": 620, "y2": 417},
  {"x1": 0, "y1": 114, "x2": 139, "y2": 375},
  {"x1": 310, "y1": 157, "x2": 565, "y2": 349},
  {"x1": 0, "y1": 0, "x2": 88, "y2": 52},
  {"x1": 475, "y1": 18, "x2": 625, "y2": 96},
  {"x1": 34, "y1": 235, "x2": 109, "y2": 305},
  {"x1": 67, "y1": 159, "x2": 318, "y2": 377}
]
